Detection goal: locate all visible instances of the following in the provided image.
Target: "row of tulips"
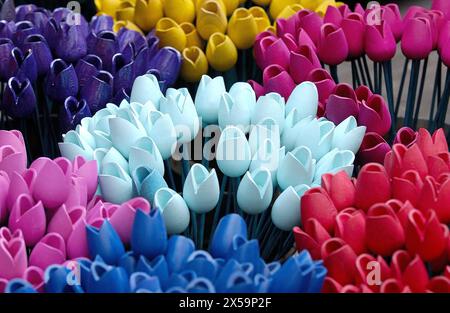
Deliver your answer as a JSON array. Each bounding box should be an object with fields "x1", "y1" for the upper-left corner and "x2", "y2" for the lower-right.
[
  {"x1": 251, "y1": 0, "x2": 450, "y2": 134},
  {"x1": 0, "y1": 4, "x2": 181, "y2": 158},
  {"x1": 293, "y1": 128, "x2": 450, "y2": 293},
  {"x1": 96, "y1": 0, "x2": 344, "y2": 82}
]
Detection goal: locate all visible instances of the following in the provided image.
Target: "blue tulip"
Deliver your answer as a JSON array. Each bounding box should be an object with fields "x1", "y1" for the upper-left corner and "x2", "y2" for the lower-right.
[
  {"x1": 184, "y1": 251, "x2": 219, "y2": 281},
  {"x1": 60, "y1": 96, "x2": 92, "y2": 132},
  {"x1": 185, "y1": 278, "x2": 216, "y2": 293},
  {"x1": 132, "y1": 165, "x2": 168, "y2": 205},
  {"x1": 77, "y1": 258, "x2": 93, "y2": 291},
  {"x1": 148, "y1": 47, "x2": 181, "y2": 86},
  {"x1": 44, "y1": 265, "x2": 84, "y2": 293},
  {"x1": 81, "y1": 70, "x2": 113, "y2": 113},
  {"x1": 131, "y1": 209, "x2": 168, "y2": 260},
  {"x1": 5, "y1": 279, "x2": 37, "y2": 293},
  {"x1": 46, "y1": 59, "x2": 79, "y2": 102},
  {"x1": 112, "y1": 52, "x2": 135, "y2": 95},
  {"x1": 86, "y1": 261, "x2": 129, "y2": 293},
  {"x1": 90, "y1": 14, "x2": 114, "y2": 34},
  {"x1": 165, "y1": 235, "x2": 195, "y2": 273},
  {"x1": 130, "y1": 272, "x2": 162, "y2": 293},
  {"x1": 307, "y1": 261, "x2": 327, "y2": 293},
  {"x1": 210, "y1": 214, "x2": 247, "y2": 259},
  {"x1": 231, "y1": 236, "x2": 261, "y2": 266},
  {"x1": 136, "y1": 255, "x2": 169, "y2": 290},
  {"x1": 223, "y1": 271, "x2": 255, "y2": 293},
  {"x1": 214, "y1": 259, "x2": 241, "y2": 291},
  {"x1": 167, "y1": 272, "x2": 194, "y2": 290},
  {"x1": 254, "y1": 274, "x2": 271, "y2": 293},
  {"x1": 86, "y1": 220, "x2": 126, "y2": 265},
  {"x1": 87, "y1": 30, "x2": 118, "y2": 71},
  {"x1": 2, "y1": 76, "x2": 36, "y2": 118},
  {"x1": 118, "y1": 251, "x2": 139, "y2": 276},
  {"x1": 22, "y1": 34, "x2": 53, "y2": 77}
]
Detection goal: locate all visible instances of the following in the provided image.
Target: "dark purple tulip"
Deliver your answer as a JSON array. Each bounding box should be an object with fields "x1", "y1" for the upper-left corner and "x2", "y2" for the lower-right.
[
  {"x1": 22, "y1": 34, "x2": 53, "y2": 77},
  {"x1": 2, "y1": 77, "x2": 36, "y2": 118},
  {"x1": 55, "y1": 23, "x2": 87, "y2": 63},
  {"x1": 148, "y1": 47, "x2": 181, "y2": 87},
  {"x1": 112, "y1": 53, "x2": 135, "y2": 94},
  {"x1": 0, "y1": 0, "x2": 16, "y2": 22},
  {"x1": 24, "y1": 9, "x2": 50, "y2": 33},
  {"x1": 60, "y1": 96, "x2": 92, "y2": 132},
  {"x1": 117, "y1": 28, "x2": 147, "y2": 55},
  {"x1": 0, "y1": 38, "x2": 15, "y2": 81},
  {"x1": 122, "y1": 42, "x2": 136, "y2": 61},
  {"x1": 90, "y1": 15, "x2": 114, "y2": 34},
  {"x1": 52, "y1": 8, "x2": 71, "y2": 23},
  {"x1": 147, "y1": 36, "x2": 160, "y2": 61},
  {"x1": 81, "y1": 70, "x2": 114, "y2": 113},
  {"x1": 13, "y1": 21, "x2": 38, "y2": 48},
  {"x1": 0, "y1": 20, "x2": 17, "y2": 39},
  {"x1": 134, "y1": 46, "x2": 151, "y2": 77},
  {"x1": 46, "y1": 59, "x2": 79, "y2": 102},
  {"x1": 62, "y1": 14, "x2": 89, "y2": 39},
  {"x1": 15, "y1": 5, "x2": 37, "y2": 21},
  {"x1": 75, "y1": 54, "x2": 103, "y2": 89},
  {"x1": 146, "y1": 69, "x2": 167, "y2": 93},
  {"x1": 43, "y1": 18, "x2": 60, "y2": 50},
  {"x1": 87, "y1": 31, "x2": 118, "y2": 72},
  {"x1": 113, "y1": 88, "x2": 130, "y2": 105},
  {"x1": 13, "y1": 47, "x2": 38, "y2": 83}
]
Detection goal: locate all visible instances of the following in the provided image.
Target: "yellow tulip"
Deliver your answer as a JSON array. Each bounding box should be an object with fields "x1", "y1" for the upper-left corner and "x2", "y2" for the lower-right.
[
  {"x1": 180, "y1": 22, "x2": 204, "y2": 49},
  {"x1": 95, "y1": 0, "x2": 122, "y2": 17},
  {"x1": 196, "y1": 0, "x2": 228, "y2": 40},
  {"x1": 155, "y1": 17, "x2": 187, "y2": 51},
  {"x1": 269, "y1": 0, "x2": 301, "y2": 19},
  {"x1": 277, "y1": 3, "x2": 304, "y2": 19},
  {"x1": 249, "y1": 7, "x2": 271, "y2": 33},
  {"x1": 227, "y1": 8, "x2": 258, "y2": 50},
  {"x1": 222, "y1": 0, "x2": 240, "y2": 17},
  {"x1": 251, "y1": 0, "x2": 271, "y2": 6},
  {"x1": 115, "y1": 1, "x2": 136, "y2": 21},
  {"x1": 266, "y1": 25, "x2": 276, "y2": 34},
  {"x1": 164, "y1": 0, "x2": 196, "y2": 24},
  {"x1": 315, "y1": 0, "x2": 338, "y2": 16},
  {"x1": 113, "y1": 20, "x2": 144, "y2": 34},
  {"x1": 134, "y1": 0, "x2": 164, "y2": 32},
  {"x1": 196, "y1": 0, "x2": 226, "y2": 14},
  {"x1": 239, "y1": 0, "x2": 246, "y2": 4},
  {"x1": 301, "y1": 0, "x2": 336, "y2": 10},
  {"x1": 181, "y1": 46, "x2": 209, "y2": 82},
  {"x1": 206, "y1": 32, "x2": 237, "y2": 71}
]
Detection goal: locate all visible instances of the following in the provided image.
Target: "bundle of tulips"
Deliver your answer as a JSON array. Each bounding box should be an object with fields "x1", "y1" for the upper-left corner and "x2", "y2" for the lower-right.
[
  {"x1": 94, "y1": 0, "x2": 345, "y2": 82},
  {"x1": 294, "y1": 128, "x2": 450, "y2": 293},
  {"x1": 252, "y1": 0, "x2": 450, "y2": 138},
  {"x1": 0, "y1": 3, "x2": 181, "y2": 158}
]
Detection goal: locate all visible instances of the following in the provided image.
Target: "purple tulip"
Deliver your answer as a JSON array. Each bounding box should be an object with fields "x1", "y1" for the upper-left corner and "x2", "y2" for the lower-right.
[
  {"x1": 60, "y1": 96, "x2": 92, "y2": 133},
  {"x1": 75, "y1": 54, "x2": 103, "y2": 89},
  {"x1": 87, "y1": 30, "x2": 118, "y2": 72},
  {"x1": 13, "y1": 21, "x2": 38, "y2": 48},
  {"x1": 13, "y1": 47, "x2": 38, "y2": 83},
  {"x1": 15, "y1": 5, "x2": 37, "y2": 21},
  {"x1": 148, "y1": 47, "x2": 181, "y2": 87},
  {"x1": 147, "y1": 36, "x2": 160, "y2": 61},
  {"x1": 134, "y1": 46, "x2": 152, "y2": 77},
  {"x1": 0, "y1": 0, "x2": 16, "y2": 22},
  {"x1": 22, "y1": 34, "x2": 53, "y2": 77},
  {"x1": 112, "y1": 53, "x2": 135, "y2": 95},
  {"x1": 53, "y1": 7, "x2": 70, "y2": 22},
  {"x1": 117, "y1": 27, "x2": 147, "y2": 54},
  {"x1": 0, "y1": 38, "x2": 15, "y2": 81},
  {"x1": 55, "y1": 23, "x2": 87, "y2": 63},
  {"x1": 81, "y1": 70, "x2": 114, "y2": 113},
  {"x1": 42, "y1": 17, "x2": 59, "y2": 51},
  {"x1": 46, "y1": 59, "x2": 79, "y2": 102},
  {"x1": 2, "y1": 77, "x2": 37, "y2": 118},
  {"x1": 113, "y1": 88, "x2": 130, "y2": 105},
  {"x1": 0, "y1": 20, "x2": 17, "y2": 39},
  {"x1": 24, "y1": 8, "x2": 50, "y2": 33},
  {"x1": 90, "y1": 15, "x2": 114, "y2": 34}
]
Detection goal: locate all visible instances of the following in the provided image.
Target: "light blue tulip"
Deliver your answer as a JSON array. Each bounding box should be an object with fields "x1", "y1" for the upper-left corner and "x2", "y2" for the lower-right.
[
  {"x1": 313, "y1": 149, "x2": 355, "y2": 184},
  {"x1": 129, "y1": 136, "x2": 164, "y2": 177},
  {"x1": 229, "y1": 82, "x2": 256, "y2": 117},
  {"x1": 216, "y1": 126, "x2": 251, "y2": 178},
  {"x1": 140, "y1": 110, "x2": 177, "y2": 160},
  {"x1": 285, "y1": 81, "x2": 318, "y2": 118},
  {"x1": 76, "y1": 123, "x2": 96, "y2": 148},
  {"x1": 130, "y1": 74, "x2": 164, "y2": 109},
  {"x1": 248, "y1": 118, "x2": 280, "y2": 157},
  {"x1": 295, "y1": 118, "x2": 335, "y2": 160},
  {"x1": 132, "y1": 165, "x2": 168, "y2": 205},
  {"x1": 237, "y1": 169, "x2": 273, "y2": 215},
  {"x1": 154, "y1": 187, "x2": 190, "y2": 234},
  {"x1": 99, "y1": 162, "x2": 135, "y2": 204},
  {"x1": 160, "y1": 88, "x2": 200, "y2": 144},
  {"x1": 218, "y1": 92, "x2": 251, "y2": 133},
  {"x1": 98, "y1": 146, "x2": 129, "y2": 174},
  {"x1": 59, "y1": 130, "x2": 94, "y2": 161},
  {"x1": 195, "y1": 75, "x2": 226, "y2": 125},
  {"x1": 251, "y1": 93, "x2": 285, "y2": 133},
  {"x1": 332, "y1": 116, "x2": 366, "y2": 154},
  {"x1": 281, "y1": 111, "x2": 314, "y2": 152},
  {"x1": 271, "y1": 184, "x2": 310, "y2": 231},
  {"x1": 92, "y1": 129, "x2": 113, "y2": 150},
  {"x1": 109, "y1": 116, "x2": 146, "y2": 159},
  {"x1": 130, "y1": 101, "x2": 157, "y2": 117},
  {"x1": 249, "y1": 138, "x2": 285, "y2": 187},
  {"x1": 182, "y1": 163, "x2": 219, "y2": 213},
  {"x1": 88, "y1": 109, "x2": 113, "y2": 133},
  {"x1": 277, "y1": 146, "x2": 316, "y2": 191}
]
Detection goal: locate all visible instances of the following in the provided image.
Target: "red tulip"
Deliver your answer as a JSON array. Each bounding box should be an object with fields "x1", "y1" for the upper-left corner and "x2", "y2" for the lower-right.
[
  {"x1": 390, "y1": 200, "x2": 415, "y2": 230},
  {"x1": 392, "y1": 170, "x2": 423, "y2": 208},
  {"x1": 390, "y1": 250, "x2": 429, "y2": 293},
  {"x1": 321, "y1": 238, "x2": 357, "y2": 285},
  {"x1": 406, "y1": 209, "x2": 448, "y2": 262},
  {"x1": 335, "y1": 210, "x2": 366, "y2": 255},
  {"x1": 380, "y1": 278, "x2": 411, "y2": 293},
  {"x1": 301, "y1": 187, "x2": 337, "y2": 234},
  {"x1": 427, "y1": 276, "x2": 450, "y2": 293},
  {"x1": 416, "y1": 128, "x2": 448, "y2": 160},
  {"x1": 355, "y1": 254, "x2": 391, "y2": 292},
  {"x1": 418, "y1": 175, "x2": 450, "y2": 223},
  {"x1": 321, "y1": 170, "x2": 355, "y2": 211},
  {"x1": 354, "y1": 163, "x2": 391, "y2": 212},
  {"x1": 355, "y1": 85, "x2": 373, "y2": 103},
  {"x1": 366, "y1": 203, "x2": 405, "y2": 256},
  {"x1": 384, "y1": 144, "x2": 428, "y2": 179},
  {"x1": 426, "y1": 152, "x2": 450, "y2": 180},
  {"x1": 322, "y1": 277, "x2": 342, "y2": 293},
  {"x1": 393, "y1": 127, "x2": 418, "y2": 147},
  {"x1": 293, "y1": 218, "x2": 331, "y2": 260}
]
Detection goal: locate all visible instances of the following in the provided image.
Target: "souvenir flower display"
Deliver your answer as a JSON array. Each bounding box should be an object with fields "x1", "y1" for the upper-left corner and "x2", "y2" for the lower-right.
[
  {"x1": 294, "y1": 128, "x2": 450, "y2": 293},
  {"x1": 95, "y1": 0, "x2": 344, "y2": 82},
  {"x1": 0, "y1": 3, "x2": 181, "y2": 159}
]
